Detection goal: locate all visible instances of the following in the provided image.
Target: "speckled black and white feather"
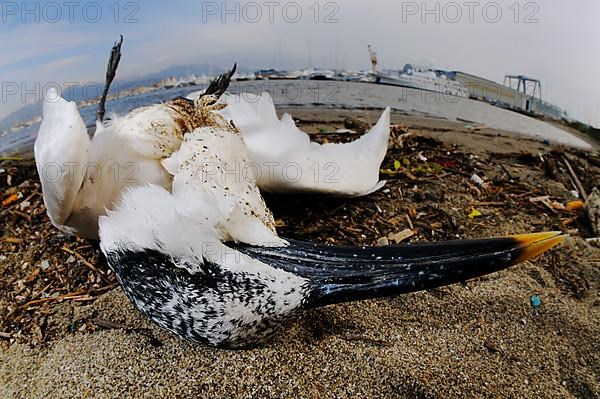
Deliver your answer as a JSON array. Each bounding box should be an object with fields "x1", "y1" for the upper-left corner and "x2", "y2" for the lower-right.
[{"x1": 107, "y1": 247, "x2": 308, "y2": 347}]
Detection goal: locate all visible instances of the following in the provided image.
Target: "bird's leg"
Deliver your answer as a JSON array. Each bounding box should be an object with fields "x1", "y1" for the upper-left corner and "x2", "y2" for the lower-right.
[
  {"x1": 194, "y1": 63, "x2": 237, "y2": 109},
  {"x1": 96, "y1": 35, "x2": 124, "y2": 123}
]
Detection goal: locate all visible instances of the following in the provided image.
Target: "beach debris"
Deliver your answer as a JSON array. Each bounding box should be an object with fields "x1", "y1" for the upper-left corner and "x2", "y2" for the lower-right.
[
  {"x1": 2, "y1": 192, "x2": 22, "y2": 206},
  {"x1": 562, "y1": 155, "x2": 587, "y2": 200},
  {"x1": 529, "y1": 196, "x2": 565, "y2": 212},
  {"x1": 529, "y1": 295, "x2": 542, "y2": 308},
  {"x1": 389, "y1": 124, "x2": 412, "y2": 148},
  {"x1": 344, "y1": 115, "x2": 369, "y2": 132},
  {"x1": 376, "y1": 237, "x2": 389, "y2": 246},
  {"x1": 3, "y1": 237, "x2": 23, "y2": 244},
  {"x1": 468, "y1": 208, "x2": 482, "y2": 219},
  {"x1": 470, "y1": 173, "x2": 486, "y2": 188},
  {"x1": 586, "y1": 238, "x2": 600, "y2": 248},
  {"x1": 469, "y1": 173, "x2": 490, "y2": 193},
  {"x1": 565, "y1": 200, "x2": 584, "y2": 211},
  {"x1": 585, "y1": 188, "x2": 600, "y2": 236},
  {"x1": 388, "y1": 229, "x2": 414, "y2": 243},
  {"x1": 390, "y1": 124, "x2": 409, "y2": 135},
  {"x1": 381, "y1": 158, "x2": 417, "y2": 180},
  {"x1": 460, "y1": 120, "x2": 486, "y2": 130},
  {"x1": 40, "y1": 260, "x2": 51, "y2": 271}
]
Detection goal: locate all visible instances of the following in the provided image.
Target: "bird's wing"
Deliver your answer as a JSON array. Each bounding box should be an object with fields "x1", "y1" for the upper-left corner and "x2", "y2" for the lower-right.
[
  {"x1": 62, "y1": 103, "x2": 180, "y2": 239},
  {"x1": 34, "y1": 88, "x2": 91, "y2": 232},
  {"x1": 164, "y1": 125, "x2": 285, "y2": 247},
  {"x1": 219, "y1": 92, "x2": 391, "y2": 197}
]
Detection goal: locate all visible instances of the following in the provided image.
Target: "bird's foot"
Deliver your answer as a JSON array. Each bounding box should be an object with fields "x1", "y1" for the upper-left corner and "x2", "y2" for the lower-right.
[{"x1": 97, "y1": 35, "x2": 124, "y2": 123}]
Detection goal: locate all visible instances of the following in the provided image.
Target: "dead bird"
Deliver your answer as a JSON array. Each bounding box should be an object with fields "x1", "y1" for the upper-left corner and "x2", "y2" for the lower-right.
[
  {"x1": 98, "y1": 89, "x2": 565, "y2": 347},
  {"x1": 37, "y1": 37, "x2": 565, "y2": 347}
]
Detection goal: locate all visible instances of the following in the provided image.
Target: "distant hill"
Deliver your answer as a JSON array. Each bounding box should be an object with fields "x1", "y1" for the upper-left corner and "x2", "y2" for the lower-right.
[
  {"x1": 0, "y1": 63, "x2": 249, "y2": 132},
  {"x1": 0, "y1": 104, "x2": 42, "y2": 132}
]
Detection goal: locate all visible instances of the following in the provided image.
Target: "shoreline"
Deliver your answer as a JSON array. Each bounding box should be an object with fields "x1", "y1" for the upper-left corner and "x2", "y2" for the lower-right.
[{"x1": 1, "y1": 81, "x2": 595, "y2": 158}]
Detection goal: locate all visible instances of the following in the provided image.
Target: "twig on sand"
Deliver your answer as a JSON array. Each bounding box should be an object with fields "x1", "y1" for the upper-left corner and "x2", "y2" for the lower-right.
[
  {"x1": 500, "y1": 163, "x2": 515, "y2": 180},
  {"x1": 562, "y1": 155, "x2": 587, "y2": 200},
  {"x1": 92, "y1": 318, "x2": 130, "y2": 330},
  {"x1": 0, "y1": 157, "x2": 25, "y2": 161},
  {"x1": 61, "y1": 246, "x2": 103, "y2": 275},
  {"x1": 21, "y1": 290, "x2": 89, "y2": 308}
]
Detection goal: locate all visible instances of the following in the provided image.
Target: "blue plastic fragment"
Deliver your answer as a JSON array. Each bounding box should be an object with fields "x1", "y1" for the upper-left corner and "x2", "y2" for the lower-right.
[{"x1": 530, "y1": 295, "x2": 542, "y2": 308}]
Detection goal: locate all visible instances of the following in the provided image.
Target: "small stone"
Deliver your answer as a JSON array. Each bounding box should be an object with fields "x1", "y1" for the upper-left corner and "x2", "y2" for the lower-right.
[
  {"x1": 376, "y1": 237, "x2": 389, "y2": 246},
  {"x1": 484, "y1": 339, "x2": 501, "y2": 353},
  {"x1": 19, "y1": 200, "x2": 30, "y2": 211},
  {"x1": 67, "y1": 255, "x2": 76, "y2": 264},
  {"x1": 41, "y1": 260, "x2": 50, "y2": 271},
  {"x1": 343, "y1": 116, "x2": 369, "y2": 131}
]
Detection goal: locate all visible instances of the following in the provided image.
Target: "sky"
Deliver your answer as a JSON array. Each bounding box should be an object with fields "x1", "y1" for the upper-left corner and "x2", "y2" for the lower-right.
[{"x1": 1, "y1": 0, "x2": 599, "y2": 127}]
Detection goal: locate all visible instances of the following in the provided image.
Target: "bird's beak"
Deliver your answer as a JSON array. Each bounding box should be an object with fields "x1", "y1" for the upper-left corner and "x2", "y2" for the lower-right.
[
  {"x1": 512, "y1": 231, "x2": 566, "y2": 264},
  {"x1": 235, "y1": 232, "x2": 567, "y2": 308}
]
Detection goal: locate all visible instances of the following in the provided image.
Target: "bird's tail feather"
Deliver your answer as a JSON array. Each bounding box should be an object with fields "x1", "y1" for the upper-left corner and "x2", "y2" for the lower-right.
[{"x1": 234, "y1": 232, "x2": 566, "y2": 308}]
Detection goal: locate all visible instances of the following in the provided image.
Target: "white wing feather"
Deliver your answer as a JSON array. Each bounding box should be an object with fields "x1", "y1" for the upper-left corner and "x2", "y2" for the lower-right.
[
  {"x1": 34, "y1": 88, "x2": 90, "y2": 232},
  {"x1": 219, "y1": 92, "x2": 391, "y2": 196}
]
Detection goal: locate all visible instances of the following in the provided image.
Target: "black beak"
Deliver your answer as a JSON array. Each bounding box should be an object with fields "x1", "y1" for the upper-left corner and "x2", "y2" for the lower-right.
[{"x1": 234, "y1": 232, "x2": 566, "y2": 308}]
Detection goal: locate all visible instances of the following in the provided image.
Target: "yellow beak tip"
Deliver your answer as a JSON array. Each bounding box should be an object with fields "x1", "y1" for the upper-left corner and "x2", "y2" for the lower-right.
[{"x1": 512, "y1": 231, "x2": 567, "y2": 264}]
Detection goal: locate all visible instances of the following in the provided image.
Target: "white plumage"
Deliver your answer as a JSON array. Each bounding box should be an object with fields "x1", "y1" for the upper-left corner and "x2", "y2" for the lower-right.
[
  {"x1": 35, "y1": 87, "x2": 391, "y2": 239},
  {"x1": 218, "y1": 92, "x2": 391, "y2": 196}
]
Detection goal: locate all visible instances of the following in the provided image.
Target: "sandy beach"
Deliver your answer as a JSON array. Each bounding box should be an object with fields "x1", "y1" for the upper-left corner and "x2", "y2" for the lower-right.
[{"x1": 1, "y1": 108, "x2": 598, "y2": 398}]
